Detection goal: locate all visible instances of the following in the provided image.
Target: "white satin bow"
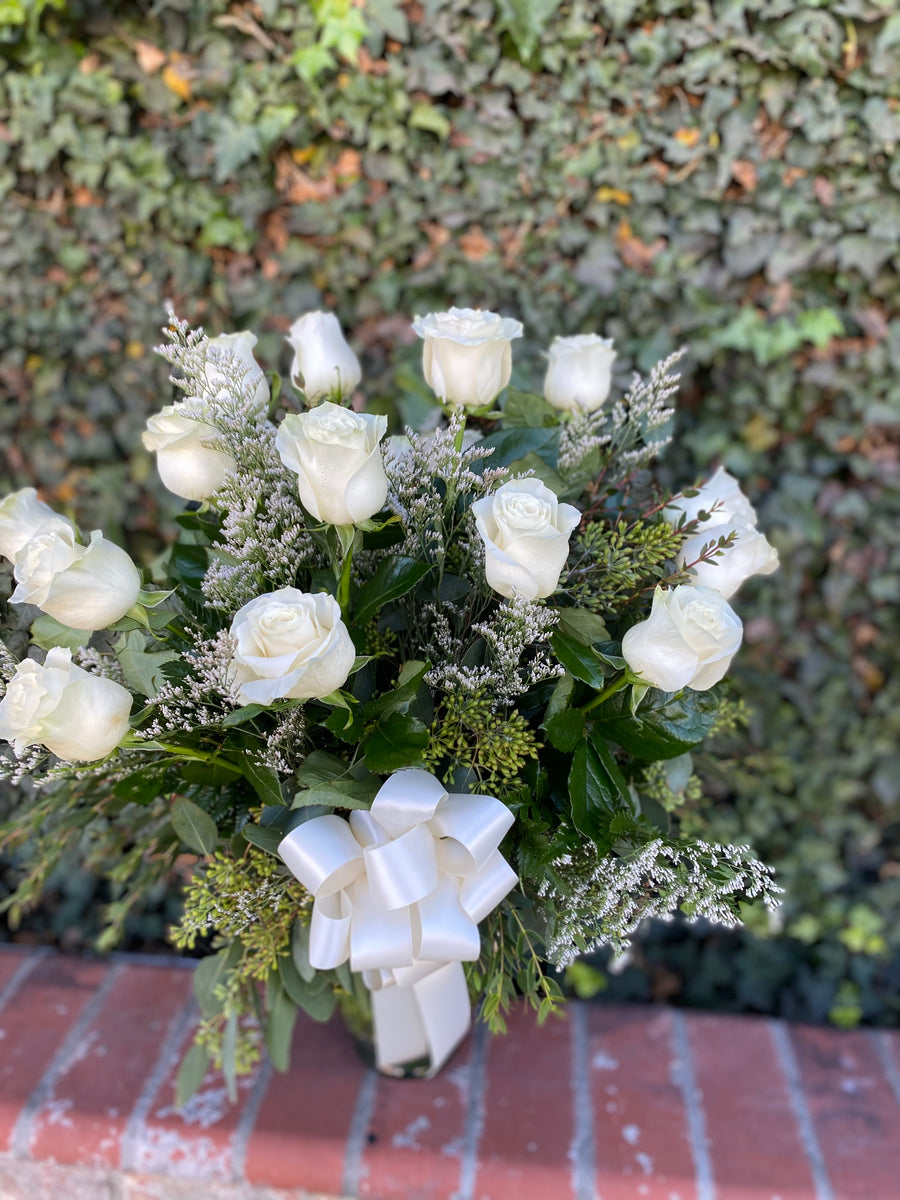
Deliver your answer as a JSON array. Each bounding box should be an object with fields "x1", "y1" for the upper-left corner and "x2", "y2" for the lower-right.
[{"x1": 278, "y1": 767, "x2": 517, "y2": 1074}]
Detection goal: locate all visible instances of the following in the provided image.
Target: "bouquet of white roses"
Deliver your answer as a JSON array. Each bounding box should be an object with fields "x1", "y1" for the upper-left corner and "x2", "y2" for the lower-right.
[{"x1": 0, "y1": 306, "x2": 780, "y2": 1098}]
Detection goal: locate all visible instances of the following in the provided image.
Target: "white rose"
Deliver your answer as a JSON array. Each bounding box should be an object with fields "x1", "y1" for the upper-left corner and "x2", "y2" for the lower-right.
[
  {"x1": 204, "y1": 331, "x2": 269, "y2": 408},
  {"x1": 543, "y1": 334, "x2": 616, "y2": 413},
  {"x1": 665, "y1": 468, "x2": 778, "y2": 599},
  {"x1": 0, "y1": 647, "x2": 132, "y2": 761},
  {"x1": 663, "y1": 467, "x2": 758, "y2": 531},
  {"x1": 142, "y1": 401, "x2": 236, "y2": 502},
  {"x1": 287, "y1": 312, "x2": 362, "y2": 403},
  {"x1": 0, "y1": 489, "x2": 74, "y2": 563},
  {"x1": 621, "y1": 585, "x2": 743, "y2": 693},
  {"x1": 679, "y1": 522, "x2": 779, "y2": 600},
  {"x1": 11, "y1": 526, "x2": 141, "y2": 631},
  {"x1": 412, "y1": 307, "x2": 524, "y2": 410},
  {"x1": 472, "y1": 478, "x2": 580, "y2": 601},
  {"x1": 229, "y1": 588, "x2": 356, "y2": 705},
  {"x1": 275, "y1": 402, "x2": 388, "y2": 526}
]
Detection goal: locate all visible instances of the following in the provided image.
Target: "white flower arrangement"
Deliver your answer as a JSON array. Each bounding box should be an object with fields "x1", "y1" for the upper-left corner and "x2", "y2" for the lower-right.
[{"x1": 0, "y1": 305, "x2": 782, "y2": 1095}]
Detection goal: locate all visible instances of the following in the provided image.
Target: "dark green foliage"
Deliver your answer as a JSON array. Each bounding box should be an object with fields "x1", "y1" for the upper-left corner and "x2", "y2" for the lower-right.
[{"x1": 1, "y1": 0, "x2": 898, "y2": 1025}]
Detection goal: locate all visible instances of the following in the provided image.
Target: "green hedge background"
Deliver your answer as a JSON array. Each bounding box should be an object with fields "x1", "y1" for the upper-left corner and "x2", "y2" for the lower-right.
[{"x1": 1, "y1": 0, "x2": 899, "y2": 1025}]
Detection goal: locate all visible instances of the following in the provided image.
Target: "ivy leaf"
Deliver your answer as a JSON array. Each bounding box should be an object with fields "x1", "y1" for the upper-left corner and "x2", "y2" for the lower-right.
[
  {"x1": 171, "y1": 796, "x2": 218, "y2": 856},
  {"x1": 363, "y1": 712, "x2": 429, "y2": 773},
  {"x1": 29, "y1": 614, "x2": 91, "y2": 652},
  {"x1": 495, "y1": 0, "x2": 562, "y2": 60},
  {"x1": 115, "y1": 630, "x2": 179, "y2": 698},
  {"x1": 292, "y1": 778, "x2": 379, "y2": 810},
  {"x1": 354, "y1": 556, "x2": 431, "y2": 626}
]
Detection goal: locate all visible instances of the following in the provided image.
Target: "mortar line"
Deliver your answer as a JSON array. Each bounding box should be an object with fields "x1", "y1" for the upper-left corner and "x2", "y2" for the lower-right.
[
  {"x1": 569, "y1": 1002, "x2": 597, "y2": 1200},
  {"x1": 670, "y1": 1010, "x2": 715, "y2": 1200},
  {"x1": 452, "y1": 1017, "x2": 490, "y2": 1200},
  {"x1": 341, "y1": 1067, "x2": 377, "y2": 1198},
  {"x1": 769, "y1": 1020, "x2": 834, "y2": 1200}
]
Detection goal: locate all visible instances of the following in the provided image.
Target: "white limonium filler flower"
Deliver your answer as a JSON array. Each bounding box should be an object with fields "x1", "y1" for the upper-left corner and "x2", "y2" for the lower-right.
[
  {"x1": 142, "y1": 400, "x2": 236, "y2": 502},
  {"x1": 0, "y1": 647, "x2": 132, "y2": 761},
  {"x1": 143, "y1": 330, "x2": 267, "y2": 502},
  {"x1": 11, "y1": 525, "x2": 141, "y2": 631},
  {"x1": 287, "y1": 311, "x2": 362, "y2": 403},
  {"x1": 229, "y1": 588, "x2": 356, "y2": 705},
  {"x1": 543, "y1": 334, "x2": 617, "y2": 413},
  {"x1": 621, "y1": 584, "x2": 743, "y2": 693},
  {"x1": 0, "y1": 488, "x2": 74, "y2": 563},
  {"x1": 664, "y1": 468, "x2": 779, "y2": 599},
  {"x1": 412, "y1": 307, "x2": 524, "y2": 411},
  {"x1": 472, "y1": 477, "x2": 580, "y2": 601},
  {"x1": 275, "y1": 401, "x2": 388, "y2": 526}
]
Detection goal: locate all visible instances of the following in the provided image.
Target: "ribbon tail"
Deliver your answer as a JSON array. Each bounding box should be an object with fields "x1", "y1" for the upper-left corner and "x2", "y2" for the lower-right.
[{"x1": 370, "y1": 960, "x2": 471, "y2": 1077}]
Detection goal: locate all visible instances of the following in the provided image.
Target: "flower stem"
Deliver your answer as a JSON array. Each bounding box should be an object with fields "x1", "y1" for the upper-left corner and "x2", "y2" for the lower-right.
[
  {"x1": 581, "y1": 673, "x2": 630, "y2": 714},
  {"x1": 335, "y1": 525, "x2": 357, "y2": 616}
]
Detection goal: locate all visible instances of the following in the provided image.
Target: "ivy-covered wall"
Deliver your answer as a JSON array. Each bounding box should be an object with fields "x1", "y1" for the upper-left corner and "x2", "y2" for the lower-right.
[{"x1": 1, "y1": 0, "x2": 899, "y2": 1024}]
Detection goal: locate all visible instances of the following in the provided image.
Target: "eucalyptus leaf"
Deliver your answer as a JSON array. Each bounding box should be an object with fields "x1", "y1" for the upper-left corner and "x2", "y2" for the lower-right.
[
  {"x1": 171, "y1": 796, "x2": 218, "y2": 856},
  {"x1": 175, "y1": 1041, "x2": 211, "y2": 1110}
]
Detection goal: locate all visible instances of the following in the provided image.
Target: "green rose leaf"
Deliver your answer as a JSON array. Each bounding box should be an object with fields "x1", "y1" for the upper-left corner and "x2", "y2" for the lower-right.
[
  {"x1": 354, "y1": 556, "x2": 432, "y2": 627},
  {"x1": 363, "y1": 712, "x2": 429, "y2": 773},
  {"x1": 551, "y1": 628, "x2": 608, "y2": 690},
  {"x1": 544, "y1": 708, "x2": 586, "y2": 752},
  {"x1": 594, "y1": 688, "x2": 720, "y2": 760},
  {"x1": 568, "y1": 738, "x2": 631, "y2": 845}
]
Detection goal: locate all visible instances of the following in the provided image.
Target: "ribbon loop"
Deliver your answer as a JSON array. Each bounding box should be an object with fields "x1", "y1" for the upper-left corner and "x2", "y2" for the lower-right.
[{"x1": 278, "y1": 768, "x2": 517, "y2": 1075}]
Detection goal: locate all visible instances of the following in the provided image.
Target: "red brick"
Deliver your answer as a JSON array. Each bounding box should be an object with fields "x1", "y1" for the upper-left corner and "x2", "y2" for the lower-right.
[
  {"x1": 686, "y1": 1013, "x2": 816, "y2": 1200},
  {"x1": 791, "y1": 1024, "x2": 900, "y2": 1200},
  {"x1": 244, "y1": 1011, "x2": 368, "y2": 1194},
  {"x1": 129, "y1": 1008, "x2": 263, "y2": 1182},
  {"x1": 475, "y1": 1005, "x2": 574, "y2": 1200},
  {"x1": 0, "y1": 955, "x2": 109, "y2": 1152},
  {"x1": 359, "y1": 1040, "x2": 470, "y2": 1199},
  {"x1": 587, "y1": 1005, "x2": 696, "y2": 1200},
  {"x1": 28, "y1": 963, "x2": 195, "y2": 1167}
]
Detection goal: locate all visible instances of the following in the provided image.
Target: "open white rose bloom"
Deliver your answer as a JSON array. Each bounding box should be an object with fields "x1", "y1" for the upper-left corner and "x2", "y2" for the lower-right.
[
  {"x1": 276, "y1": 401, "x2": 388, "y2": 526},
  {"x1": 0, "y1": 307, "x2": 782, "y2": 1097},
  {"x1": 0, "y1": 647, "x2": 132, "y2": 761},
  {"x1": 11, "y1": 525, "x2": 141, "y2": 630},
  {"x1": 413, "y1": 307, "x2": 523, "y2": 410}
]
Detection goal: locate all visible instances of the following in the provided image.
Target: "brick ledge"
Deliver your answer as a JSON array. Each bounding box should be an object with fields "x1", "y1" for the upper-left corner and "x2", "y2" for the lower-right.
[{"x1": 0, "y1": 946, "x2": 897, "y2": 1199}]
